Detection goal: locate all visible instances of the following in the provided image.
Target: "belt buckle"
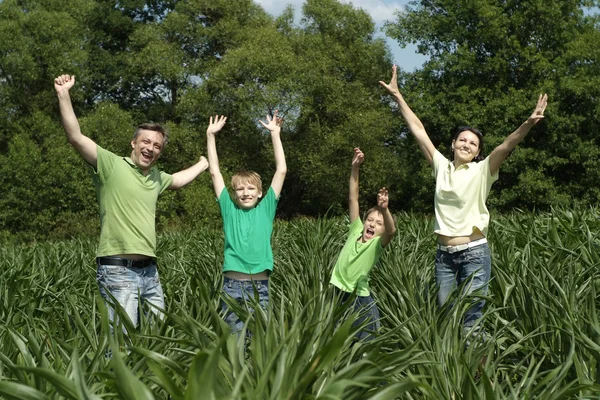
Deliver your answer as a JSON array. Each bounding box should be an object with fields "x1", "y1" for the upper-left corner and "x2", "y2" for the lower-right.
[{"x1": 448, "y1": 243, "x2": 468, "y2": 254}]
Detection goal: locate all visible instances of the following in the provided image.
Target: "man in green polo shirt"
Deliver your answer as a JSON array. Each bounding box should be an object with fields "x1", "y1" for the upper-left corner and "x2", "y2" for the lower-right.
[{"x1": 54, "y1": 74, "x2": 209, "y2": 329}]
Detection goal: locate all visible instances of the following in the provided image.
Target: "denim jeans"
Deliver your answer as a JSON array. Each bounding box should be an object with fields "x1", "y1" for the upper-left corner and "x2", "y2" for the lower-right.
[
  {"x1": 334, "y1": 287, "x2": 381, "y2": 342},
  {"x1": 221, "y1": 277, "x2": 269, "y2": 335},
  {"x1": 96, "y1": 258, "x2": 165, "y2": 329},
  {"x1": 435, "y1": 243, "x2": 491, "y2": 330}
]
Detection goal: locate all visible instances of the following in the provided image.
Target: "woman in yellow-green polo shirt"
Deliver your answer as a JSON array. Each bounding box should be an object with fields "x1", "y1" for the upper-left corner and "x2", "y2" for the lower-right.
[{"x1": 380, "y1": 65, "x2": 547, "y2": 337}]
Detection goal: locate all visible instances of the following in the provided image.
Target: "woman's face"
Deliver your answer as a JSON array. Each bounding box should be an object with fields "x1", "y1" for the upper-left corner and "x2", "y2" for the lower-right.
[{"x1": 452, "y1": 130, "x2": 481, "y2": 165}]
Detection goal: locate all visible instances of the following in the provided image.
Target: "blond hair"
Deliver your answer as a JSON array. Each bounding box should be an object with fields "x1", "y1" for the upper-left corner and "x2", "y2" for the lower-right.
[{"x1": 231, "y1": 170, "x2": 262, "y2": 193}]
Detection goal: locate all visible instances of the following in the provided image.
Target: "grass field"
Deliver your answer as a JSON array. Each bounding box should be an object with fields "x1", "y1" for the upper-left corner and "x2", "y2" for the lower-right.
[{"x1": 0, "y1": 207, "x2": 599, "y2": 399}]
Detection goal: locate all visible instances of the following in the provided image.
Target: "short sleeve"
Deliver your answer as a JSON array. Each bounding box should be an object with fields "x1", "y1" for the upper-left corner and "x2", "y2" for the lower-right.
[
  {"x1": 218, "y1": 187, "x2": 234, "y2": 218},
  {"x1": 349, "y1": 217, "x2": 363, "y2": 235},
  {"x1": 258, "y1": 187, "x2": 279, "y2": 218},
  {"x1": 159, "y1": 171, "x2": 173, "y2": 193},
  {"x1": 483, "y1": 156, "x2": 499, "y2": 182},
  {"x1": 432, "y1": 149, "x2": 446, "y2": 176},
  {"x1": 91, "y1": 145, "x2": 118, "y2": 184}
]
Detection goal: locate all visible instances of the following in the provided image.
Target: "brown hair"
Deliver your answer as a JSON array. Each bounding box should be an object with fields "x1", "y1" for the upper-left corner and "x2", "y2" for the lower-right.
[
  {"x1": 133, "y1": 123, "x2": 169, "y2": 145},
  {"x1": 231, "y1": 170, "x2": 262, "y2": 193},
  {"x1": 363, "y1": 206, "x2": 384, "y2": 221}
]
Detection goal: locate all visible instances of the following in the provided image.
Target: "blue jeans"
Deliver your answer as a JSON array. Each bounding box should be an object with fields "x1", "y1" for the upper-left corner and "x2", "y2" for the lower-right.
[
  {"x1": 335, "y1": 287, "x2": 381, "y2": 342},
  {"x1": 96, "y1": 258, "x2": 165, "y2": 329},
  {"x1": 221, "y1": 277, "x2": 269, "y2": 335},
  {"x1": 435, "y1": 243, "x2": 491, "y2": 330}
]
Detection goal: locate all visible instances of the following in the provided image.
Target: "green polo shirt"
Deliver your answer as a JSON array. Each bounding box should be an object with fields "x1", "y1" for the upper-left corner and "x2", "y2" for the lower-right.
[
  {"x1": 218, "y1": 187, "x2": 278, "y2": 274},
  {"x1": 91, "y1": 145, "x2": 173, "y2": 257},
  {"x1": 432, "y1": 150, "x2": 499, "y2": 237},
  {"x1": 330, "y1": 218, "x2": 384, "y2": 296}
]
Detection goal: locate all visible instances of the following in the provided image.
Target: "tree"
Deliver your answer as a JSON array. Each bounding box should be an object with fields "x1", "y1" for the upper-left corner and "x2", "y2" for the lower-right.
[{"x1": 385, "y1": 0, "x2": 600, "y2": 210}]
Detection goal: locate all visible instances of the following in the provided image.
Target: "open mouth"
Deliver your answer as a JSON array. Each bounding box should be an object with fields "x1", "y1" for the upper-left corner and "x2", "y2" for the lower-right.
[
  {"x1": 365, "y1": 228, "x2": 375, "y2": 238},
  {"x1": 141, "y1": 152, "x2": 152, "y2": 162}
]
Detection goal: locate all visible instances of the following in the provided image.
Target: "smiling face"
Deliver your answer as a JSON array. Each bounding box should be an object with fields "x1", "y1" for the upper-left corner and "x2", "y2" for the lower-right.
[
  {"x1": 361, "y1": 209, "x2": 385, "y2": 243},
  {"x1": 452, "y1": 130, "x2": 481, "y2": 166},
  {"x1": 130, "y1": 129, "x2": 165, "y2": 174},
  {"x1": 233, "y1": 180, "x2": 262, "y2": 209}
]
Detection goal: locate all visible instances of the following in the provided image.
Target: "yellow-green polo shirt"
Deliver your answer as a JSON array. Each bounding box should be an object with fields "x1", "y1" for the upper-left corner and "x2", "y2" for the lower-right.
[
  {"x1": 91, "y1": 145, "x2": 173, "y2": 257},
  {"x1": 433, "y1": 150, "x2": 499, "y2": 237}
]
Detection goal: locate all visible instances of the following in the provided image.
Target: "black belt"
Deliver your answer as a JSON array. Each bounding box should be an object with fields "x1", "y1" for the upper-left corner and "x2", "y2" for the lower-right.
[{"x1": 97, "y1": 257, "x2": 155, "y2": 268}]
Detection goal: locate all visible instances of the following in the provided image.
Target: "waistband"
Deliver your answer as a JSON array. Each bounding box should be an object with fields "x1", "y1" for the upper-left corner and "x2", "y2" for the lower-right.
[
  {"x1": 96, "y1": 256, "x2": 156, "y2": 268},
  {"x1": 223, "y1": 276, "x2": 269, "y2": 285},
  {"x1": 437, "y1": 238, "x2": 487, "y2": 254}
]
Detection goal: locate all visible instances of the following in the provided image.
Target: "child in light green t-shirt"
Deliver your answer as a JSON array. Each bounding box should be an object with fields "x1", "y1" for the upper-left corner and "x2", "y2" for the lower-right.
[{"x1": 330, "y1": 147, "x2": 396, "y2": 341}]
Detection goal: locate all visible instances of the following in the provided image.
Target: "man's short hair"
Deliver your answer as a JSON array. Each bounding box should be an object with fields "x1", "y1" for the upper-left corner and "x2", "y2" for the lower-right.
[
  {"x1": 133, "y1": 123, "x2": 169, "y2": 145},
  {"x1": 231, "y1": 171, "x2": 262, "y2": 193}
]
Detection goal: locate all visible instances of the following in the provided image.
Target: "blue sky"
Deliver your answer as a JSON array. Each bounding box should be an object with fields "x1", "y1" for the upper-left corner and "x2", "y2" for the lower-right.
[{"x1": 255, "y1": 0, "x2": 429, "y2": 71}]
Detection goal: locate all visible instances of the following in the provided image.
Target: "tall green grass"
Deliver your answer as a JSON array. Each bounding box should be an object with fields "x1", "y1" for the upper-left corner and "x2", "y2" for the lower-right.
[{"x1": 0, "y1": 208, "x2": 599, "y2": 398}]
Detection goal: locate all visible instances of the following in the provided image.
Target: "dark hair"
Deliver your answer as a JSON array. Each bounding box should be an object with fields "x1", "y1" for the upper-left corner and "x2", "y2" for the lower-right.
[
  {"x1": 451, "y1": 126, "x2": 484, "y2": 162},
  {"x1": 133, "y1": 123, "x2": 169, "y2": 145}
]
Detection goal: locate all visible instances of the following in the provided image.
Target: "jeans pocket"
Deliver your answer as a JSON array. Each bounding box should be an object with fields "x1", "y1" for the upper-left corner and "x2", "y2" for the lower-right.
[{"x1": 97, "y1": 265, "x2": 131, "y2": 290}]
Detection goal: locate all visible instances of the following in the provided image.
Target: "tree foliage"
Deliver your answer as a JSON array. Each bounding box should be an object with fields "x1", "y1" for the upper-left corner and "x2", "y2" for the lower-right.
[
  {"x1": 385, "y1": 0, "x2": 600, "y2": 210},
  {"x1": 1, "y1": 0, "x2": 599, "y2": 239}
]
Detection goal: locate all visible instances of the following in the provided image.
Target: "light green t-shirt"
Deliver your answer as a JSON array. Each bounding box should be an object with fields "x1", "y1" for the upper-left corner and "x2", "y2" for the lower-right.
[
  {"x1": 329, "y1": 218, "x2": 384, "y2": 296},
  {"x1": 432, "y1": 150, "x2": 499, "y2": 237},
  {"x1": 218, "y1": 186, "x2": 279, "y2": 274},
  {"x1": 92, "y1": 145, "x2": 173, "y2": 257}
]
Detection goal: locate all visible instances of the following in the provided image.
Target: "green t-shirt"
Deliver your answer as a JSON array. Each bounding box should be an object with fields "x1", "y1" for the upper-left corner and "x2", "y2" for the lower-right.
[
  {"x1": 218, "y1": 186, "x2": 278, "y2": 274},
  {"x1": 330, "y1": 218, "x2": 384, "y2": 296},
  {"x1": 92, "y1": 145, "x2": 173, "y2": 257}
]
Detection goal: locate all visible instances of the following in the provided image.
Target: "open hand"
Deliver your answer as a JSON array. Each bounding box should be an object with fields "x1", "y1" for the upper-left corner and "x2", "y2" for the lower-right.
[
  {"x1": 378, "y1": 65, "x2": 400, "y2": 97},
  {"x1": 527, "y1": 94, "x2": 548, "y2": 125},
  {"x1": 259, "y1": 110, "x2": 283, "y2": 134},
  {"x1": 54, "y1": 74, "x2": 75, "y2": 93},
  {"x1": 377, "y1": 187, "x2": 389, "y2": 209},
  {"x1": 206, "y1": 115, "x2": 227, "y2": 135}
]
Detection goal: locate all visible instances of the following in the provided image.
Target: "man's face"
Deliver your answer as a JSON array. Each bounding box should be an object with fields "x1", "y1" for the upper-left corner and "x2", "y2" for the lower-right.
[{"x1": 131, "y1": 129, "x2": 165, "y2": 173}]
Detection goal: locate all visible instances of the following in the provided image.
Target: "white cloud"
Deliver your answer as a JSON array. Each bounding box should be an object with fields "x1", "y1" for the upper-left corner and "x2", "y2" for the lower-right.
[
  {"x1": 340, "y1": 0, "x2": 404, "y2": 25},
  {"x1": 255, "y1": 0, "x2": 404, "y2": 25}
]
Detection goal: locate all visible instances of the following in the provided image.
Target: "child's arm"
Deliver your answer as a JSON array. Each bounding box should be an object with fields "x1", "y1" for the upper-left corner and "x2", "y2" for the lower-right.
[
  {"x1": 206, "y1": 115, "x2": 228, "y2": 197},
  {"x1": 349, "y1": 147, "x2": 364, "y2": 223},
  {"x1": 377, "y1": 187, "x2": 396, "y2": 248},
  {"x1": 259, "y1": 110, "x2": 286, "y2": 197}
]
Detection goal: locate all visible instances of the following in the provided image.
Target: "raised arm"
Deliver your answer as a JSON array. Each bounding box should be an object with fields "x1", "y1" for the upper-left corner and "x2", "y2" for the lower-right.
[
  {"x1": 379, "y1": 65, "x2": 436, "y2": 166},
  {"x1": 259, "y1": 110, "x2": 287, "y2": 198},
  {"x1": 168, "y1": 156, "x2": 209, "y2": 190},
  {"x1": 349, "y1": 147, "x2": 364, "y2": 223},
  {"x1": 377, "y1": 187, "x2": 396, "y2": 248},
  {"x1": 206, "y1": 115, "x2": 227, "y2": 197},
  {"x1": 54, "y1": 75, "x2": 97, "y2": 167},
  {"x1": 488, "y1": 94, "x2": 548, "y2": 176}
]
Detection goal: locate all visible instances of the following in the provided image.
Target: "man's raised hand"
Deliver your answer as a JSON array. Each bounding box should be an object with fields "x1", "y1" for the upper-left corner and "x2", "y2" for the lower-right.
[{"x1": 54, "y1": 75, "x2": 75, "y2": 93}]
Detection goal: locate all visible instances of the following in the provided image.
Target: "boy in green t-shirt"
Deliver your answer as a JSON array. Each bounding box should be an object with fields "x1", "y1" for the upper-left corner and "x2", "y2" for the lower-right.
[
  {"x1": 206, "y1": 112, "x2": 286, "y2": 334},
  {"x1": 330, "y1": 147, "x2": 396, "y2": 341}
]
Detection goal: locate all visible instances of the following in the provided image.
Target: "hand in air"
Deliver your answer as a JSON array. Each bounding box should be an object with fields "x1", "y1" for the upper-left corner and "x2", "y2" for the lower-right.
[
  {"x1": 259, "y1": 110, "x2": 283, "y2": 134},
  {"x1": 378, "y1": 65, "x2": 400, "y2": 97},
  {"x1": 527, "y1": 94, "x2": 548, "y2": 125},
  {"x1": 377, "y1": 187, "x2": 389, "y2": 209},
  {"x1": 54, "y1": 74, "x2": 75, "y2": 93},
  {"x1": 206, "y1": 115, "x2": 227, "y2": 135},
  {"x1": 352, "y1": 147, "x2": 365, "y2": 167}
]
